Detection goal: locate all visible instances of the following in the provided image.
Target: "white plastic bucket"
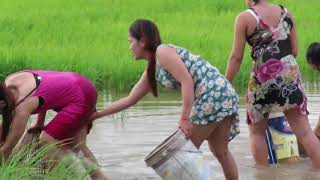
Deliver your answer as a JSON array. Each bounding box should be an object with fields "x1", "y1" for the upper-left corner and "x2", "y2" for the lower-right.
[{"x1": 145, "y1": 129, "x2": 214, "y2": 180}]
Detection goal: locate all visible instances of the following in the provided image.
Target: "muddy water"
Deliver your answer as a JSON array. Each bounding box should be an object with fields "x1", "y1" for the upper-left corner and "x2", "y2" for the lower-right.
[{"x1": 87, "y1": 89, "x2": 320, "y2": 180}]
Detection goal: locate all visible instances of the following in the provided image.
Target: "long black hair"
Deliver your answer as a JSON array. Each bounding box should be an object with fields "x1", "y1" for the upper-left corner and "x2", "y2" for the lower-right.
[
  {"x1": 129, "y1": 19, "x2": 162, "y2": 97},
  {"x1": 0, "y1": 83, "x2": 14, "y2": 143}
]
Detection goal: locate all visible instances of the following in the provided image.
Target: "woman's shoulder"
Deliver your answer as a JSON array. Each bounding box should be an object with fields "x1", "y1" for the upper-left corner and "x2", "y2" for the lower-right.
[
  {"x1": 157, "y1": 44, "x2": 175, "y2": 50},
  {"x1": 5, "y1": 71, "x2": 29, "y2": 85},
  {"x1": 239, "y1": 10, "x2": 258, "y2": 22},
  {"x1": 156, "y1": 44, "x2": 177, "y2": 55}
]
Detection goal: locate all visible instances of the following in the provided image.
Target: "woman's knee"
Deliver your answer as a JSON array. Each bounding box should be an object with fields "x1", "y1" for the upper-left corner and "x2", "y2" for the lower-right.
[
  {"x1": 213, "y1": 148, "x2": 230, "y2": 160},
  {"x1": 208, "y1": 138, "x2": 229, "y2": 160}
]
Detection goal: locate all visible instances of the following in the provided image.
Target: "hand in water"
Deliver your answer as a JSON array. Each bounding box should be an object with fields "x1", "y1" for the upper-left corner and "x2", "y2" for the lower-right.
[
  {"x1": 179, "y1": 117, "x2": 193, "y2": 138},
  {"x1": 27, "y1": 123, "x2": 43, "y2": 133}
]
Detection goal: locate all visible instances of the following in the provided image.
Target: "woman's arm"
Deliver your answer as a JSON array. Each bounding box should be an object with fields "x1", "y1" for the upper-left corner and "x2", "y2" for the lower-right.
[
  {"x1": 288, "y1": 11, "x2": 298, "y2": 58},
  {"x1": 0, "y1": 110, "x2": 30, "y2": 158},
  {"x1": 156, "y1": 46, "x2": 194, "y2": 135},
  {"x1": 37, "y1": 111, "x2": 46, "y2": 125},
  {"x1": 225, "y1": 13, "x2": 248, "y2": 83},
  {"x1": 0, "y1": 99, "x2": 37, "y2": 159},
  {"x1": 28, "y1": 111, "x2": 47, "y2": 132},
  {"x1": 95, "y1": 71, "x2": 150, "y2": 119}
]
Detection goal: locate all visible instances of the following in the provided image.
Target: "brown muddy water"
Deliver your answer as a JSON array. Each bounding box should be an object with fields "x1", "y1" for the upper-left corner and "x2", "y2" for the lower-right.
[{"x1": 86, "y1": 84, "x2": 320, "y2": 180}]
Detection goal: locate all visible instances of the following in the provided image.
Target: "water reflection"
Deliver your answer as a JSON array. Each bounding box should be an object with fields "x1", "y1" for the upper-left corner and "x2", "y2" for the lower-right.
[{"x1": 87, "y1": 87, "x2": 320, "y2": 180}]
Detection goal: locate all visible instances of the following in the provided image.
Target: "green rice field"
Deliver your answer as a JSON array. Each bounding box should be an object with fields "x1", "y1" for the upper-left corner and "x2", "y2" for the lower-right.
[{"x1": 0, "y1": 0, "x2": 319, "y2": 92}]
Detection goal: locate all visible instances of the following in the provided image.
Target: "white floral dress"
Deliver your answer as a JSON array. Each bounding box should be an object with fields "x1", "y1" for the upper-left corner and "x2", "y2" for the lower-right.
[
  {"x1": 156, "y1": 44, "x2": 240, "y2": 141},
  {"x1": 246, "y1": 5, "x2": 308, "y2": 124}
]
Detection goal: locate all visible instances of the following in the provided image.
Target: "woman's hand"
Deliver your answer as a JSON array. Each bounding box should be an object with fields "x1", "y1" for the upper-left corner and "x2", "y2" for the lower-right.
[
  {"x1": 28, "y1": 111, "x2": 46, "y2": 133},
  {"x1": 27, "y1": 122, "x2": 43, "y2": 133},
  {"x1": 89, "y1": 111, "x2": 101, "y2": 121},
  {"x1": 179, "y1": 116, "x2": 193, "y2": 138},
  {"x1": 93, "y1": 71, "x2": 150, "y2": 121}
]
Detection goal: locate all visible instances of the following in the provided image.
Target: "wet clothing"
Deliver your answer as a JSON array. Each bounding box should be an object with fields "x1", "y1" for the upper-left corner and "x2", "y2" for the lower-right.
[
  {"x1": 156, "y1": 44, "x2": 240, "y2": 141},
  {"x1": 23, "y1": 70, "x2": 97, "y2": 140},
  {"x1": 245, "y1": 5, "x2": 307, "y2": 124}
]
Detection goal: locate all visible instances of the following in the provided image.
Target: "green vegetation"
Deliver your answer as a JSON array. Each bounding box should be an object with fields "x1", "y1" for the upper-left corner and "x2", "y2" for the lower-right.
[
  {"x1": 0, "y1": 142, "x2": 91, "y2": 179},
  {"x1": 0, "y1": 0, "x2": 319, "y2": 93}
]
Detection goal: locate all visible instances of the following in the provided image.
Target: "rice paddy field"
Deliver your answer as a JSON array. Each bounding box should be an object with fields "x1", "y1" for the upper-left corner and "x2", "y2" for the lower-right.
[
  {"x1": 0, "y1": 1, "x2": 319, "y2": 178},
  {"x1": 0, "y1": 0, "x2": 319, "y2": 92}
]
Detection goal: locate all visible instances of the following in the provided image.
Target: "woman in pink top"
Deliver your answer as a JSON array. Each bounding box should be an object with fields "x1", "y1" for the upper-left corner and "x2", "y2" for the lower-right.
[{"x1": 0, "y1": 70, "x2": 105, "y2": 179}]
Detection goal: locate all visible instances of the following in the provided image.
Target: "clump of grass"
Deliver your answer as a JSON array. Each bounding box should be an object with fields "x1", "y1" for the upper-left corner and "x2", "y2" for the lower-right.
[
  {"x1": 0, "y1": 140, "x2": 93, "y2": 179},
  {"x1": 45, "y1": 153, "x2": 93, "y2": 180},
  {"x1": 0, "y1": 142, "x2": 48, "y2": 179}
]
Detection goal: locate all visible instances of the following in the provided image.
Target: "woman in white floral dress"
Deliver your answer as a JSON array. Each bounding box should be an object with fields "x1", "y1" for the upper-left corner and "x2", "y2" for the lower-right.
[
  {"x1": 91, "y1": 19, "x2": 240, "y2": 180},
  {"x1": 225, "y1": 0, "x2": 320, "y2": 168},
  {"x1": 156, "y1": 44, "x2": 240, "y2": 140}
]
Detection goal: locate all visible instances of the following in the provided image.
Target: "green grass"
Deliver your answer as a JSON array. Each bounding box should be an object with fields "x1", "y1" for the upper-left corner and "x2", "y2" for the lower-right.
[
  {"x1": 0, "y1": 0, "x2": 319, "y2": 92},
  {"x1": 0, "y1": 142, "x2": 92, "y2": 179}
]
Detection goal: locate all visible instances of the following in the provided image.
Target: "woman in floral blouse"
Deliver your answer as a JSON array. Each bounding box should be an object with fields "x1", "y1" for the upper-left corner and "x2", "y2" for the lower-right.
[
  {"x1": 91, "y1": 19, "x2": 240, "y2": 179},
  {"x1": 225, "y1": 0, "x2": 320, "y2": 168}
]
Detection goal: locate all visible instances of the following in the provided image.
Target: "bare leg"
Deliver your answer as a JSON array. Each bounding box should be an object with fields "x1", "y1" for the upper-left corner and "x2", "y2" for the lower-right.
[
  {"x1": 207, "y1": 116, "x2": 238, "y2": 180},
  {"x1": 313, "y1": 116, "x2": 320, "y2": 138},
  {"x1": 39, "y1": 132, "x2": 87, "y2": 174},
  {"x1": 248, "y1": 118, "x2": 269, "y2": 166},
  {"x1": 188, "y1": 121, "x2": 219, "y2": 149},
  {"x1": 284, "y1": 109, "x2": 320, "y2": 169},
  {"x1": 189, "y1": 118, "x2": 238, "y2": 180},
  {"x1": 72, "y1": 127, "x2": 107, "y2": 180},
  {"x1": 39, "y1": 131, "x2": 106, "y2": 179}
]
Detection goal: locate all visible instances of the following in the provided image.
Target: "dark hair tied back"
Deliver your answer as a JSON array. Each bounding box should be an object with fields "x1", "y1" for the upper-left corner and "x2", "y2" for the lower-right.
[{"x1": 129, "y1": 19, "x2": 162, "y2": 97}]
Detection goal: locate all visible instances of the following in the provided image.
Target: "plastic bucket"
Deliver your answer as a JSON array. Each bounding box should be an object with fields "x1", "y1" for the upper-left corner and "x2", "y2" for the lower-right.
[
  {"x1": 265, "y1": 113, "x2": 300, "y2": 164},
  {"x1": 145, "y1": 129, "x2": 214, "y2": 180}
]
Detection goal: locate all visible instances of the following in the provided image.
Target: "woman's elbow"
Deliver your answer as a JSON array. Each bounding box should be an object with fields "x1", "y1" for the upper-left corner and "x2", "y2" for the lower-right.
[
  {"x1": 125, "y1": 96, "x2": 139, "y2": 107},
  {"x1": 229, "y1": 54, "x2": 243, "y2": 64},
  {"x1": 181, "y1": 77, "x2": 194, "y2": 89}
]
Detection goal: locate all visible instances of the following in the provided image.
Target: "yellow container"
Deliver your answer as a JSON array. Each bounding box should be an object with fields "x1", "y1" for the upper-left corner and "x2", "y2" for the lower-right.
[{"x1": 266, "y1": 113, "x2": 299, "y2": 164}]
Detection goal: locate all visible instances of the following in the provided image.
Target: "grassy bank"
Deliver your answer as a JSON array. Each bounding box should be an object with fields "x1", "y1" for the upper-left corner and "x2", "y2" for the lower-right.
[{"x1": 0, "y1": 0, "x2": 319, "y2": 92}]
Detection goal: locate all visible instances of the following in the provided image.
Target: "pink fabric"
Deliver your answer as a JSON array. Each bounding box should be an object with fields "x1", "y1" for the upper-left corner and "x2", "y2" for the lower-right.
[{"x1": 26, "y1": 70, "x2": 97, "y2": 140}]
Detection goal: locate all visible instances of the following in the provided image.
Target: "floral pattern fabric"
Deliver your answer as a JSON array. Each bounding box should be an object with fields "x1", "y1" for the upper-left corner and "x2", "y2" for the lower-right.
[
  {"x1": 156, "y1": 44, "x2": 240, "y2": 141},
  {"x1": 246, "y1": 6, "x2": 307, "y2": 123}
]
